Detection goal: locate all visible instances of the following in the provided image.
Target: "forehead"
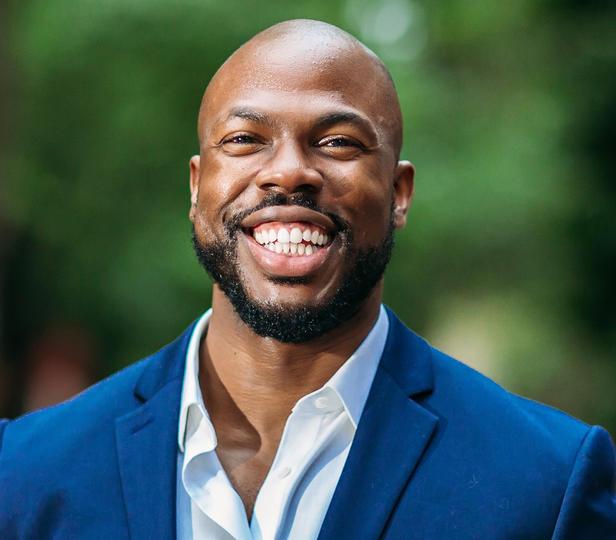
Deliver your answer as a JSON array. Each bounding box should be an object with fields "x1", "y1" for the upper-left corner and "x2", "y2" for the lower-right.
[{"x1": 200, "y1": 39, "x2": 395, "y2": 136}]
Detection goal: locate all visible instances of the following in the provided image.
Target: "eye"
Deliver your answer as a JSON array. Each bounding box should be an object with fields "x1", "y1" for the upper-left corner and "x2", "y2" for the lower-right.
[
  {"x1": 224, "y1": 134, "x2": 257, "y2": 145},
  {"x1": 320, "y1": 136, "x2": 361, "y2": 148},
  {"x1": 220, "y1": 133, "x2": 264, "y2": 155},
  {"x1": 317, "y1": 136, "x2": 366, "y2": 158}
]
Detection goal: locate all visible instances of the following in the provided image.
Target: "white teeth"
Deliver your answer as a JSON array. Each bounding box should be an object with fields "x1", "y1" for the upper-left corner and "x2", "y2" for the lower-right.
[
  {"x1": 255, "y1": 225, "x2": 331, "y2": 255},
  {"x1": 277, "y1": 228, "x2": 290, "y2": 243},
  {"x1": 290, "y1": 227, "x2": 303, "y2": 244}
]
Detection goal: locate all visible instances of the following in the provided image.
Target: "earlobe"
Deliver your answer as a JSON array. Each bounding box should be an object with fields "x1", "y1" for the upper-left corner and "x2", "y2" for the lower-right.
[
  {"x1": 393, "y1": 206, "x2": 406, "y2": 228},
  {"x1": 189, "y1": 155, "x2": 201, "y2": 221},
  {"x1": 393, "y1": 160, "x2": 415, "y2": 229}
]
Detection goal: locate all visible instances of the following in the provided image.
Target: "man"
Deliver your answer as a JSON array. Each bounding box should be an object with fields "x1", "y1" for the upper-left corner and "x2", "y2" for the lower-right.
[{"x1": 0, "y1": 19, "x2": 614, "y2": 539}]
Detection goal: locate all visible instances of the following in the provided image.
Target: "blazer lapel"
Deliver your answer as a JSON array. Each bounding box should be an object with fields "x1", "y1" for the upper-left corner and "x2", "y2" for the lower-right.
[
  {"x1": 115, "y1": 323, "x2": 197, "y2": 540},
  {"x1": 318, "y1": 309, "x2": 438, "y2": 540}
]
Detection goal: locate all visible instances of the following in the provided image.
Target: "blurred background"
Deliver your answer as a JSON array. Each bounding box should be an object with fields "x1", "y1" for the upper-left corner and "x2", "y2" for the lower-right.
[{"x1": 1, "y1": 0, "x2": 614, "y2": 433}]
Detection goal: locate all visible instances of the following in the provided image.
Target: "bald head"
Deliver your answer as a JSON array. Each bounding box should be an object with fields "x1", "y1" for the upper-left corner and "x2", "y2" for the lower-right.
[{"x1": 198, "y1": 19, "x2": 404, "y2": 159}]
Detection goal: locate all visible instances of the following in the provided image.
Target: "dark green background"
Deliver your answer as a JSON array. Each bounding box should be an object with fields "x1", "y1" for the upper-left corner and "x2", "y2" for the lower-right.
[{"x1": 1, "y1": 0, "x2": 614, "y2": 432}]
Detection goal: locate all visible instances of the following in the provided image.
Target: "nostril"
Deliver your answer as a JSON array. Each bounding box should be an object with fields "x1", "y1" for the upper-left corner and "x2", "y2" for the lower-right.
[
  {"x1": 296, "y1": 183, "x2": 320, "y2": 194},
  {"x1": 259, "y1": 182, "x2": 283, "y2": 191}
]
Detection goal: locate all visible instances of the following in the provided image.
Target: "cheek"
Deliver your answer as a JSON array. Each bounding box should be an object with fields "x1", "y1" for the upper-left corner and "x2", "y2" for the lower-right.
[
  {"x1": 194, "y1": 154, "x2": 257, "y2": 226},
  {"x1": 326, "y1": 165, "x2": 393, "y2": 243},
  {"x1": 198, "y1": 155, "x2": 253, "y2": 202},
  {"x1": 348, "y1": 190, "x2": 392, "y2": 244}
]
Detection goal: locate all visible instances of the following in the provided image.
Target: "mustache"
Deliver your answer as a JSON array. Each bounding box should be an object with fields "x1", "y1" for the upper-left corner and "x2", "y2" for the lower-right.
[{"x1": 224, "y1": 192, "x2": 350, "y2": 237}]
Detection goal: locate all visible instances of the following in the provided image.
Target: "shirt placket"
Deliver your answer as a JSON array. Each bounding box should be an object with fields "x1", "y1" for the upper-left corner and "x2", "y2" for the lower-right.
[
  {"x1": 183, "y1": 406, "x2": 253, "y2": 540},
  {"x1": 250, "y1": 390, "x2": 346, "y2": 540}
]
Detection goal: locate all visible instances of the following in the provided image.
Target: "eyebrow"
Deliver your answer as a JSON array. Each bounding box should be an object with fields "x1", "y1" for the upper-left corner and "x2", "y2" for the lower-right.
[
  {"x1": 224, "y1": 107, "x2": 273, "y2": 126},
  {"x1": 313, "y1": 111, "x2": 372, "y2": 132},
  {"x1": 221, "y1": 107, "x2": 378, "y2": 140}
]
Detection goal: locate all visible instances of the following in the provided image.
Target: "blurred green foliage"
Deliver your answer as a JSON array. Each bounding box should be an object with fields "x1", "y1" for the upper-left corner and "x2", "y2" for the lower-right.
[{"x1": 1, "y1": 0, "x2": 614, "y2": 430}]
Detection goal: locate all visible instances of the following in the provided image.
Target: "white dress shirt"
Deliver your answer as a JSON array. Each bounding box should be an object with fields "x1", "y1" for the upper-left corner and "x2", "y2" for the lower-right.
[{"x1": 176, "y1": 306, "x2": 389, "y2": 540}]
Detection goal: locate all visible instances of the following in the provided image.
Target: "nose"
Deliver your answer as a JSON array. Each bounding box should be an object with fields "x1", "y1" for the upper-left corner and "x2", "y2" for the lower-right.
[{"x1": 255, "y1": 140, "x2": 323, "y2": 195}]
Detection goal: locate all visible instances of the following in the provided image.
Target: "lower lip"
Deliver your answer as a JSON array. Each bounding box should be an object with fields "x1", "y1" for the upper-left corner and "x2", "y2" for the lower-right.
[{"x1": 242, "y1": 233, "x2": 332, "y2": 277}]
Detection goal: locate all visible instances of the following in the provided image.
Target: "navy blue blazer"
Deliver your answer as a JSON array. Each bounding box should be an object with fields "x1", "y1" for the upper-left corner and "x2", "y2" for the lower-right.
[{"x1": 1, "y1": 309, "x2": 615, "y2": 539}]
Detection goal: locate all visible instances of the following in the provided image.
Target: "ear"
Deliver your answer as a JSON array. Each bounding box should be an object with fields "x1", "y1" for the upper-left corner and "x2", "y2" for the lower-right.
[
  {"x1": 189, "y1": 155, "x2": 201, "y2": 222},
  {"x1": 392, "y1": 160, "x2": 415, "y2": 229}
]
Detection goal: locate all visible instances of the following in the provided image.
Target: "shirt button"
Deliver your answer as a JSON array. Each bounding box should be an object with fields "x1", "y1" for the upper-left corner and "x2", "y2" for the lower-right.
[
  {"x1": 278, "y1": 466, "x2": 292, "y2": 479},
  {"x1": 314, "y1": 397, "x2": 329, "y2": 410}
]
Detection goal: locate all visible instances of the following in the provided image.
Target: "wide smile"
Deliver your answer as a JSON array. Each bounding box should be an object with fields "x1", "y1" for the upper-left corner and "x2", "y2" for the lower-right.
[{"x1": 240, "y1": 206, "x2": 338, "y2": 278}]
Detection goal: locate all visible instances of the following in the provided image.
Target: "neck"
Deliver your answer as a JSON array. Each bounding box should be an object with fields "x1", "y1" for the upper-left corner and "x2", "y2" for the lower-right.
[{"x1": 200, "y1": 285, "x2": 382, "y2": 444}]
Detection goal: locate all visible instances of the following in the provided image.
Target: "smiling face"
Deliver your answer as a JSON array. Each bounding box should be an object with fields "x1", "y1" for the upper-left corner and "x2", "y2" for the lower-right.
[{"x1": 190, "y1": 20, "x2": 414, "y2": 341}]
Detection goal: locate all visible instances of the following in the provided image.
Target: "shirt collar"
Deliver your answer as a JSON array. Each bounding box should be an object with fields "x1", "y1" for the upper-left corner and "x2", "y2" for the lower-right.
[
  {"x1": 178, "y1": 308, "x2": 212, "y2": 452},
  {"x1": 178, "y1": 305, "x2": 389, "y2": 451},
  {"x1": 324, "y1": 304, "x2": 388, "y2": 428}
]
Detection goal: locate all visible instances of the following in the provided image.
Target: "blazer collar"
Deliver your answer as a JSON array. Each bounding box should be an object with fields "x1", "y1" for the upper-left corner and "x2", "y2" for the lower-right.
[
  {"x1": 380, "y1": 305, "x2": 434, "y2": 397},
  {"x1": 133, "y1": 320, "x2": 198, "y2": 402},
  {"x1": 116, "y1": 320, "x2": 198, "y2": 540},
  {"x1": 318, "y1": 307, "x2": 438, "y2": 540}
]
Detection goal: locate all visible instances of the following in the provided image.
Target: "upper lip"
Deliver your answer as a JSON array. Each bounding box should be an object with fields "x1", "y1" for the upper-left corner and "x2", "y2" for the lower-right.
[{"x1": 241, "y1": 206, "x2": 336, "y2": 233}]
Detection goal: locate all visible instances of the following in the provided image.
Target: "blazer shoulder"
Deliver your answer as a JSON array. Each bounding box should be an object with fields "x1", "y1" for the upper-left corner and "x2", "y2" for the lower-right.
[
  {"x1": 0, "y1": 321, "x2": 196, "y2": 538},
  {"x1": 553, "y1": 425, "x2": 616, "y2": 537},
  {"x1": 407, "y1": 344, "x2": 616, "y2": 533},
  {"x1": 1, "y1": 356, "x2": 148, "y2": 460},
  {"x1": 428, "y1": 345, "x2": 590, "y2": 437},
  {"x1": 0, "y1": 316, "x2": 195, "y2": 461},
  {"x1": 384, "y1": 310, "x2": 592, "y2": 451},
  {"x1": 380, "y1": 314, "x2": 615, "y2": 536},
  {"x1": 0, "y1": 357, "x2": 149, "y2": 534},
  {"x1": 420, "y1": 343, "x2": 598, "y2": 498}
]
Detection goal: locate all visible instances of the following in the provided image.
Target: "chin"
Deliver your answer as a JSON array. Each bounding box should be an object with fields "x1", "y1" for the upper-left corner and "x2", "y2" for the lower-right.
[{"x1": 192, "y1": 218, "x2": 394, "y2": 343}]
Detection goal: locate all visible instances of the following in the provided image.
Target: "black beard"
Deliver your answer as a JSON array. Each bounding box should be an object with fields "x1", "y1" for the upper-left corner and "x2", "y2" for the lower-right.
[{"x1": 191, "y1": 193, "x2": 395, "y2": 343}]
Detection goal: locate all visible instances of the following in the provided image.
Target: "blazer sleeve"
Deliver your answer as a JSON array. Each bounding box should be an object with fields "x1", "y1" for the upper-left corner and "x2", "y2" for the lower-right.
[{"x1": 552, "y1": 425, "x2": 616, "y2": 538}]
